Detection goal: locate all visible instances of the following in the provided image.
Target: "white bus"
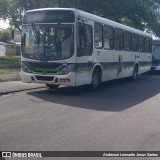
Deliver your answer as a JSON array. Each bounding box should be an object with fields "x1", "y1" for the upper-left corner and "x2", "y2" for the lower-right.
[
  {"x1": 151, "y1": 40, "x2": 160, "y2": 71},
  {"x1": 21, "y1": 8, "x2": 152, "y2": 90}
]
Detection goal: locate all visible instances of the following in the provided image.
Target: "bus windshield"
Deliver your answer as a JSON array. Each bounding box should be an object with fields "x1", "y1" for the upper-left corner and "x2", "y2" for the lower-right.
[{"x1": 21, "y1": 24, "x2": 74, "y2": 61}]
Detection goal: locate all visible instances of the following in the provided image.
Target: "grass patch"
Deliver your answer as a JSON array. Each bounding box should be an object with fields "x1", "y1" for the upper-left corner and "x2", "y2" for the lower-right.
[
  {"x1": 0, "y1": 70, "x2": 16, "y2": 75},
  {"x1": 0, "y1": 56, "x2": 21, "y2": 65}
]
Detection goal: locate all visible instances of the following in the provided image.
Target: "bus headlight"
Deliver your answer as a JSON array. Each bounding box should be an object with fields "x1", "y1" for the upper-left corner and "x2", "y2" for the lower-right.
[
  {"x1": 58, "y1": 64, "x2": 75, "y2": 75},
  {"x1": 21, "y1": 62, "x2": 32, "y2": 73}
]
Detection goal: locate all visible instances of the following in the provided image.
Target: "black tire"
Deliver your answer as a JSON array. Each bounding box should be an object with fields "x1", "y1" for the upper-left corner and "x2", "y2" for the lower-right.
[
  {"x1": 46, "y1": 84, "x2": 59, "y2": 89},
  {"x1": 131, "y1": 66, "x2": 138, "y2": 81},
  {"x1": 88, "y1": 69, "x2": 101, "y2": 91}
]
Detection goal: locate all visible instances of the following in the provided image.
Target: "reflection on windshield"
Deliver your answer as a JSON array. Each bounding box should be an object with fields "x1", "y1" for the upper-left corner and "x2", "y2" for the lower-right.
[{"x1": 22, "y1": 24, "x2": 74, "y2": 60}]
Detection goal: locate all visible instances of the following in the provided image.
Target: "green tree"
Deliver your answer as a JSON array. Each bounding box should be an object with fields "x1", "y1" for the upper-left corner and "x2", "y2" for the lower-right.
[
  {"x1": 0, "y1": 0, "x2": 24, "y2": 32},
  {"x1": 0, "y1": 29, "x2": 11, "y2": 42}
]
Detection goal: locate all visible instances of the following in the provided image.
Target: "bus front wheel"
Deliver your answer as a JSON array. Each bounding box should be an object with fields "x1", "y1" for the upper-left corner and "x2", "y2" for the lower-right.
[
  {"x1": 88, "y1": 69, "x2": 101, "y2": 91},
  {"x1": 131, "y1": 66, "x2": 138, "y2": 81}
]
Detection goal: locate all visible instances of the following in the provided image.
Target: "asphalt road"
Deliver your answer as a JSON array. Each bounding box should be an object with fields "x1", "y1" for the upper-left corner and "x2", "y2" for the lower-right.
[{"x1": 0, "y1": 73, "x2": 160, "y2": 160}]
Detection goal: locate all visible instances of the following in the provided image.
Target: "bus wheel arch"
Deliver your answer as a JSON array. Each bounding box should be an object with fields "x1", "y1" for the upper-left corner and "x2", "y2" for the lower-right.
[{"x1": 88, "y1": 65, "x2": 102, "y2": 91}]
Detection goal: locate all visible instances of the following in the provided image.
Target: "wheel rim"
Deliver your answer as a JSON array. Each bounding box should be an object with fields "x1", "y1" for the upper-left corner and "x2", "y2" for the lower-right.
[
  {"x1": 92, "y1": 74, "x2": 99, "y2": 88},
  {"x1": 133, "y1": 68, "x2": 137, "y2": 81},
  {"x1": 133, "y1": 72, "x2": 136, "y2": 80}
]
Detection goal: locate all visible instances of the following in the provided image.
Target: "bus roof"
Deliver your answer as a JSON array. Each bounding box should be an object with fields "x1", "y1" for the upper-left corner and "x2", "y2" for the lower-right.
[
  {"x1": 25, "y1": 8, "x2": 152, "y2": 38},
  {"x1": 76, "y1": 9, "x2": 152, "y2": 38}
]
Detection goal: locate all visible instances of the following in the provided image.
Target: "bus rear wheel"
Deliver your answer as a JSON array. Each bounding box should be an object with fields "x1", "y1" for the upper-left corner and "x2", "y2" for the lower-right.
[
  {"x1": 131, "y1": 66, "x2": 138, "y2": 81},
  {"x1": 46, "y1": 84, "x2": 59, "y2": 89},
  {"x1": 88, "y1": 69, "x2": 101, "y2": 91}
]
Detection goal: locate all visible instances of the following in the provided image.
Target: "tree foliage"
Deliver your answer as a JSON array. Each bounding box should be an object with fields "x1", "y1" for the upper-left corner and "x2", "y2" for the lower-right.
[
  {"x1": 0, "y1": 0, "x2": 160, "y2": 36},
  {"x1": 0, "y1": 29, "x2": 11, "y2": 42}
]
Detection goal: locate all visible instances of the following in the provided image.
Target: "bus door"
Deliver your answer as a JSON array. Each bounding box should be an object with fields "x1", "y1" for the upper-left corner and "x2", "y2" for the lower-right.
[
  {"x1": 131, "y1": 34, "x2": 140, "y2": 73},
  {"x1": 143, "y1": 38, "x2": 152, "y2": 72},
  {"x1": 113, "y1": 28, "x2": 124, "y2": 79},
  {"x1": 94, "y1": 24, "x2": 114, "y2": 81},
  {"x1": 76, "y1": 21, "x2": 93, "y2": 86},
  {"x1": 137, "y1": 36, "x2": 145, "y2": 71},
  {"x1": 120, "y1": 31, "x2": 132, "y2": 78}
]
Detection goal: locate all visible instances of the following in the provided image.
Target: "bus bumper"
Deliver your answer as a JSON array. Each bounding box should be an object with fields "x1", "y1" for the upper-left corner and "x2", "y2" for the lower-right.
[{"x1": 21, "y1": 70, "x2": 76, "y2": 87}]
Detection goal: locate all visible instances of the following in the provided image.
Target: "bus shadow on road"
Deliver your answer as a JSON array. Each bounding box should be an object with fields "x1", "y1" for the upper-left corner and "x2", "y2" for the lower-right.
[{"x1": 27, "y1": 75, "x2": 160, "y2": 112}]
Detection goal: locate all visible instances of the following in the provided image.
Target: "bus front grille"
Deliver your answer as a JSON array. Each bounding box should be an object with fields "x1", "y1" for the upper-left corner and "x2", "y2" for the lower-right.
[{"x1": 36, "y1": 76, "x2": 54, "y2": 81}]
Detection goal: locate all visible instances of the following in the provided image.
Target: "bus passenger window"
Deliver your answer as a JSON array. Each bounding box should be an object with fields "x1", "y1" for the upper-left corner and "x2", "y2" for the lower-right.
[
  {"x1": 124, "y1": 31, "x2": 132, "y2": 51},
  {"x1": 114, "y1": 28, "x2": 123, "y2": 51},
  {"x1": 103, "y1": 25, "x2": 114, "y2": 50},
  {"x1": 139, "y1": 36, "x2": 145, "y2": 52},
  {"x1": 144, "y1": 37, "x2": 150, "y2": 53},
  {"x1": 94, "y1": 23, "x2": 103, "y2": 48},
  {"x1": 132, "y1": 34, "x2": 139, "y2": 52},
  {"x1": 149, "y1": 39, "x2": 152, "y2": 53},
  {"x1": 77, "y1": 23, "x2": 93, "y2": 56}
]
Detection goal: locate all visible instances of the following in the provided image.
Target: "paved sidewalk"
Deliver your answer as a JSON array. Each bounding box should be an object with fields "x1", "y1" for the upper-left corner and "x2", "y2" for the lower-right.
[{"x1": 0, "y1": 81, "x2": 45, "y2": 94}]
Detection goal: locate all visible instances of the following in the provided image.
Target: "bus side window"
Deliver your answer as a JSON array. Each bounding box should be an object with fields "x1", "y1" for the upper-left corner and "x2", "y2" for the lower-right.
[
  {"x1": 77, "y1": 23, "x2": 93, "y2": 56},
  {"x1": 94, "y1": 23, "x2": 103, "y2": 48},
  {"x1": 132, "y1": 34, "x2": 139, "y2": 52},
  {"x1": 145, "y1": 37, "x2": 152, "y2": 53},
  {"x1": 124, "y1": 31, "x2": 132, "y2": 51},
  {"x1": 139, "y1": 36, "x2": 145, "y2": 52},
  {"x1": 103, "y1": 25, "x2": 114, "y2": 50},
  {"x1": 114, "y1": 28, "x2": 123, "y2": 51},
  {"x1": 150, "y1": 38, "x2": 152, "y2": 53},
  {"x1": 144, "y1": 37, "x2": 150, "y2": 53}
]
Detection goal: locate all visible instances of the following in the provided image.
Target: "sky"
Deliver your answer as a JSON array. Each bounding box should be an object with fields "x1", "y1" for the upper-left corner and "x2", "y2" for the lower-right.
[{"x1": 0, "y1": 19, "x2": 9, "y2": 29}]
